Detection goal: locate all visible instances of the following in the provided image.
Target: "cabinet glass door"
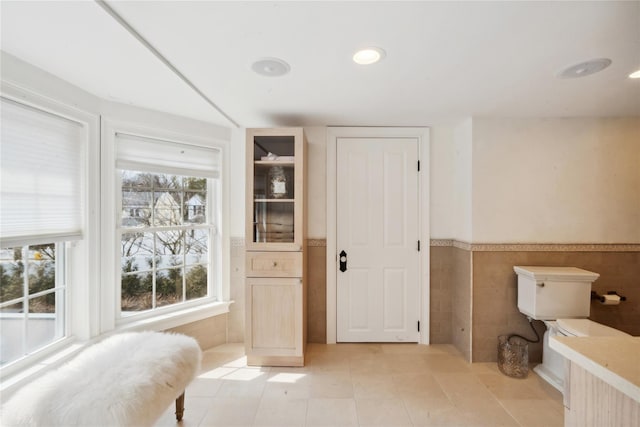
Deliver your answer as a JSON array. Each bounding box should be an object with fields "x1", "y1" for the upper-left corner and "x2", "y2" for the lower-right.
[{"x1": 252, "y1": 135, "x2": 296, "y2": 244}]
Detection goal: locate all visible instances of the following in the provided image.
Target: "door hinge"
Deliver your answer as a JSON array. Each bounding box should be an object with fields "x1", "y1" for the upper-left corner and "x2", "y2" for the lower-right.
[
  {"x1": 417, "y1": 321, "x2": 420, "y2": 332},
  {"x1": 417, "y1": 240, "x2": 421, "y2": 251},
  {"x1": 417, "y1": 160, "x2": 420, "y2": 171}
]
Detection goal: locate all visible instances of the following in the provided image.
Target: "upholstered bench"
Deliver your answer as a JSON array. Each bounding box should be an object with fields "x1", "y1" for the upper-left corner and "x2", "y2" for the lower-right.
[{"x1": 1, "y1": 331, "x2": 202, "y2": 426}]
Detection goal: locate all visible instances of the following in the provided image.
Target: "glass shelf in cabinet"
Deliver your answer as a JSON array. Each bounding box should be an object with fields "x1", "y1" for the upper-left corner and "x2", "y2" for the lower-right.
[{"x1": 254, "y1": 160, "x2": 295, "y2": 167}]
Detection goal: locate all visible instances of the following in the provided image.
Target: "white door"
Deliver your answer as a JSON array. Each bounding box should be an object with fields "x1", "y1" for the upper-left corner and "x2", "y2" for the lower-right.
[{"x1": 336, "y1": 137, "x2": 420, "y2": 342}]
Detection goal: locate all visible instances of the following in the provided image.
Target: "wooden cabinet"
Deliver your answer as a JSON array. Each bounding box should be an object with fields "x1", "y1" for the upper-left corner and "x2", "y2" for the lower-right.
[
  {"x1": 564, "y1": 361, "x2": 639, "y2": 427},
  {"x1": 245, "y1": 128, "x2": 306, "y2": 366}
]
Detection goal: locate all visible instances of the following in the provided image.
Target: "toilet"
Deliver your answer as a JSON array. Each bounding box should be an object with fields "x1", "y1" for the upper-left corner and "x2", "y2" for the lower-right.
[{"x1": 513, "y1": 266, "x2": 630, "y2": 392}]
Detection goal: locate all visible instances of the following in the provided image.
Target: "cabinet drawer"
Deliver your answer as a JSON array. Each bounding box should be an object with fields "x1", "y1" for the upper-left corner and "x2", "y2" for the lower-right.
[{"x1": 246, "y1": 251, "x2": 302, "y2": 277}]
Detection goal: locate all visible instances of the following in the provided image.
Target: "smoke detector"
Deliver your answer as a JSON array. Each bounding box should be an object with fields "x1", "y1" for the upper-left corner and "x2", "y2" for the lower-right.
[
  {"x1": 558, "y1": 58, "x2": 612, "y2": 78},
  {"x1": 251, "y1": 58, "x2": 290, "y2": 77}
]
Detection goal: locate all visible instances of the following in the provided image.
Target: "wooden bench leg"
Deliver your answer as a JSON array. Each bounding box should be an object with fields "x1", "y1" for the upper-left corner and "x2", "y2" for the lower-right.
[{"x1": 175, "y1": 392, "x2": 185, "y2": 421}]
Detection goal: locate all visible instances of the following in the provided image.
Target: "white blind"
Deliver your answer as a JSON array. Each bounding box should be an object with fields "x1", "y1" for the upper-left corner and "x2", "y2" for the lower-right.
[
  {"x1": 1, "y1": 98, "x2": 85, "y2": 247},
  {"x1": 116, "y1": 132, "x2": 220, "y2": 178}
]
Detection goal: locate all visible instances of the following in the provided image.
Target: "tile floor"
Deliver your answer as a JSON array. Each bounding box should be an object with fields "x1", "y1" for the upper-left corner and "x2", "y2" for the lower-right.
[{"x1": 156, "y1": 343, "x2": 564, "y2": 427}]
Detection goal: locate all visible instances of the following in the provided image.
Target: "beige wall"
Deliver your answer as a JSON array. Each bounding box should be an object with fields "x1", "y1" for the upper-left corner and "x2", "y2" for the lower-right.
[
  {"x1": 166, "y1": 314, "x2": 228, "y2": 350},
  {"x1": 429, "y1": 124, "x2": 456, "y2": 238},
  {"x1": 471, "y1": 117, "x2": 640, "y2": 243},
  {"x1": 305, "y1": 127, "x2": 328, "y2": 239},
  {"x1": 228, "y1": 118, "x2": 639, "y2": 357},
  {"x1": 452, "y1": 119, "x2": 473, "y2": 242},
  {"x1": 229, "y1": 127, "x2": 246, "y2": 236}
]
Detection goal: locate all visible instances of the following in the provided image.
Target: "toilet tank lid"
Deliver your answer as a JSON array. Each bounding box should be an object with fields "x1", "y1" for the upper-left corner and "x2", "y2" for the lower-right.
[
  {"x1": 513, "y1": 266, "x2": 599, "y2": 281},
  {"x1": 557, "y1": 318, "x2": 631, "y2": 337}
]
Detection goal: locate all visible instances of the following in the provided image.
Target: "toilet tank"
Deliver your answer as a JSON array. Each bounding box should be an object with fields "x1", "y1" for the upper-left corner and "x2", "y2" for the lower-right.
[{"x1": 513, "y1": 266, "x2": 599, "y2": 320}]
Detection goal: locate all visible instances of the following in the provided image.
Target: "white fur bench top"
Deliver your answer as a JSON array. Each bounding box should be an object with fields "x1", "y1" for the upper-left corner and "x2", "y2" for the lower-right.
[{"x1": 1, "y1": 331, "x2": 202, "y2": 427}]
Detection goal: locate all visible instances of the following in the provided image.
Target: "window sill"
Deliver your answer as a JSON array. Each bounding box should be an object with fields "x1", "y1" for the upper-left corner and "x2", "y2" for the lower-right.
[
  {"x1": 0, "y1": 301, "x2": 232, "y2": 400},
  {"x1": 116, "y1": 300, "x2": 233, "y2": 333},
  {"x1": 1, "y1": 337, "x2": 84, "y2": 398}
]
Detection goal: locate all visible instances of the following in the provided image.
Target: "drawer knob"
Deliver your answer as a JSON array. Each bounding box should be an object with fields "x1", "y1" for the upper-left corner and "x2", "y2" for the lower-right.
[{"x1": 273, "y1": 261, "x2": 278, "y2": 267}]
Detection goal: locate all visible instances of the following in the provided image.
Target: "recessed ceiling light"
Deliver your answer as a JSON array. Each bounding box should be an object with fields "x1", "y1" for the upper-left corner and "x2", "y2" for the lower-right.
[
  {"x1": 251, "y1": 58, "x2": 290, "y2": 77},
  {"x1": 353, "y1": 47, "x2": 386, "y2": 65},
  {"x1": 629, "y1": 69, "x2": 640, "y2": 79},
  {"x1": 558, "y1": 58, "x2": 612, "y2": 79}
]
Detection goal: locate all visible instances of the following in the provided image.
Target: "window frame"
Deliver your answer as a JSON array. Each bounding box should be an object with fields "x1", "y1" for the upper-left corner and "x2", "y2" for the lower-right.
[{"x1": 101, "y1": 119, "x2": 230, "y2": 332}]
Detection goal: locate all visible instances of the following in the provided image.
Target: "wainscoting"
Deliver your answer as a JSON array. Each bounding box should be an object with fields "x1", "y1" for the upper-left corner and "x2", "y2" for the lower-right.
[
  {"x1": 222, "y1": 238, "x2": 638, "y2": 364},
  {"x1": 431, "y1": 240, "x2": 639, "y2": 362},
  {"x1": 307, "y1": 240, "x2": 327, "y2": 343},
  {"x1": 430, "y1": 244, "x2": 473, "y2": 362},
  {"x1": 471, "y1": 248, "x2": 639, "y2": 362}
]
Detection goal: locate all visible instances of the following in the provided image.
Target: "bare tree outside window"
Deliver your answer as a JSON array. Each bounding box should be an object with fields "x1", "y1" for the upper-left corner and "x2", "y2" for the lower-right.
[{"x1": 120, "y1": 171, "x2": 211, "y2": 313}]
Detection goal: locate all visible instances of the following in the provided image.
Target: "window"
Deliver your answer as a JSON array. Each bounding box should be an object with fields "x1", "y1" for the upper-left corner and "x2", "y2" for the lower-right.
[
  {"x1": 119, "y1": 172, "x2": 213, "y2": 312},
  {"x1": 0, "y1": 96, "x2": 86, "y2": 366},
  {"x1": 115, "y1": 133, "x2": 221, "y2": 318},
  {"x1": 0, "y1": 73, "x2": 226, "y2": 386},
  {"x1": 0, "y1": 244, "x2": 64, "y2": 366}
]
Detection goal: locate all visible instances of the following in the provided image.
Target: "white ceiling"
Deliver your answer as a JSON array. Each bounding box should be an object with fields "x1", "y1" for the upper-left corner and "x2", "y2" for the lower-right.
[{"x1": 2, "y1": 1, "x2": 639, "y2": 129}]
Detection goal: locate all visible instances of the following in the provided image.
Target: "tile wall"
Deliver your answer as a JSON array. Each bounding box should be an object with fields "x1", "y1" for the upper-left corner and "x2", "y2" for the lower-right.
[
  {"x1": 472, "y1": 249, "x2": 640, "y2": 362},
  {"x1": 429, "y1": 246, "x2": 453, "y2": 344},
  {"x1": 221, "y1": 239, "x2": 638, "y2": 365},
  {"x1": 451, "y1": 246, "x2": 472, "y2": 362},
  {"x1": 471, "y1": 251, "x2": 544, "y2": 363},
  {"x1": 307, "y1": 241, "x2": 327, "y2": 343}
]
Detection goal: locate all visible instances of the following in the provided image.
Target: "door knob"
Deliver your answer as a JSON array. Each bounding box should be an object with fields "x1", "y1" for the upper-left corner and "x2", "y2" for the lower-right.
[{"x1": 339, "y1": 250, "x2": 347, "y2": 272}]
